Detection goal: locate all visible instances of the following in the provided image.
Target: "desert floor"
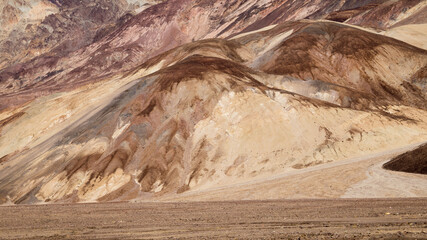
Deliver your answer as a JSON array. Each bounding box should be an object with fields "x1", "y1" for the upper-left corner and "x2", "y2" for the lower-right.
[{"x1": 0, "y1": 198, "x2": 426, "y2": 239}]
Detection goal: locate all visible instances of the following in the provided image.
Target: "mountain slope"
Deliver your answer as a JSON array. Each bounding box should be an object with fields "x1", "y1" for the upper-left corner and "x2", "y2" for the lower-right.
[
  {"x1": 3, "y1": 0, "x2": 416, "y2": 111},
  {"x1": 1, "y1": 19, "x2": 427, "y2": 203},
  {"x1": 0, "y1": 0, "x2": 165, "y2": 70}
]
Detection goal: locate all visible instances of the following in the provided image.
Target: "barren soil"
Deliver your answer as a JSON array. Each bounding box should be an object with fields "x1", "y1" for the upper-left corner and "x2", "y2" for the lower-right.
[{"x1": 0, "y1": 199, "x2": 426, "y2": 239}]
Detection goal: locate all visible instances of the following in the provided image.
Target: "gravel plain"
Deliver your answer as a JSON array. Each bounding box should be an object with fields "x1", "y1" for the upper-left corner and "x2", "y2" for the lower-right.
[{"x1": 1, "y1": 198, "x2": 426, "y2": 239}]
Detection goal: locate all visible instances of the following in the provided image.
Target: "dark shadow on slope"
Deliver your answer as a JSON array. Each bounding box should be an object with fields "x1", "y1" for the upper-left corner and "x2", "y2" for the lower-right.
[{"x1": 383, "y1": 143, "x2": 427, "y2": 174}]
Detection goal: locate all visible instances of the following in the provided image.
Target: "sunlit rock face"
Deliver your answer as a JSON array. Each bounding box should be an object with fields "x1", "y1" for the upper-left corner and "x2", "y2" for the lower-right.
[{"x1": 0, "y1": 0, "x2": 426, "y2": 204}]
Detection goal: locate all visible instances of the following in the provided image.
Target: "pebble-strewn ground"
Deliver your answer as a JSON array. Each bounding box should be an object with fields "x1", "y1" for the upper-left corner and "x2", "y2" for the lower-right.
[
  {"x1": 0, "y1": 0, "x2": 426, "y2": 204},
  {"x1": 1, "y1": 199, "x2": 426, "y2": 239}
]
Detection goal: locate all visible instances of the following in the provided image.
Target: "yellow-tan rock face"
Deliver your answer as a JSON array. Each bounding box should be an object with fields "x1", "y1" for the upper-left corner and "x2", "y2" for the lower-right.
[{"x1": 0, "y1": 0, "x2": 426, "y2": 204}]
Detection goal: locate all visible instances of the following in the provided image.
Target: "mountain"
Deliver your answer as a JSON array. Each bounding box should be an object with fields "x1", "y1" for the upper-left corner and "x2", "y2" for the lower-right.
[
  {"x1": 0, "y1": 0, "x2": 426, "y2": 204},
  {"x1": 3, "y1": 0, "x2": 426, "y2": 110},
  {"x1": 0, "y1": 0, "x2": 165, "y2": 70}
]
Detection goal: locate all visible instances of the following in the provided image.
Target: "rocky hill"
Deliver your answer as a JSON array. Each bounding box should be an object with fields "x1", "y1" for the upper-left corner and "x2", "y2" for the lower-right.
[{"x1": 0, "y1": 0, "x2": 426, "y2": 204}]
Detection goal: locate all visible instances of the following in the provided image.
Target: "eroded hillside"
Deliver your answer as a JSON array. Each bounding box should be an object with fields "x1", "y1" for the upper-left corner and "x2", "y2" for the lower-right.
[{"x1": 0, "y1": 0, "x2": 426, "y2": 204}]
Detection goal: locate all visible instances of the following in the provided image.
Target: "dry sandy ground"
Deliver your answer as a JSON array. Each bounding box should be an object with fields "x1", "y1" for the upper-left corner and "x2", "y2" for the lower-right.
[
  {"x1": 0, "y1": 199, "x2": 426, "y2": 239},
  {"x1": 384, "y1": 24, "x2": 427, "y2": 50},
  {"x1": 154, "y1": 141, "x2": 427, "y2": 201}
]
